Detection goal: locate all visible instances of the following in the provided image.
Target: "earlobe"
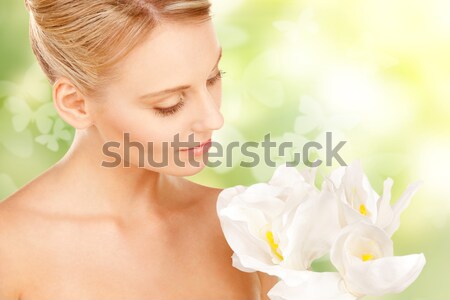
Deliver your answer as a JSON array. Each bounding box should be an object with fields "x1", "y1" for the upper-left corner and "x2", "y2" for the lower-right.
[{"x1": 52, "y1": 77, "x2": 93, "y2": 129}]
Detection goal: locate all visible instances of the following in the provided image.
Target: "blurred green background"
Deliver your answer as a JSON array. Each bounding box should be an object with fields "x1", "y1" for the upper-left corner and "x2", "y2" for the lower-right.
[{"x1": 1, "y1": 0, "x2": 449, "y2": 299}]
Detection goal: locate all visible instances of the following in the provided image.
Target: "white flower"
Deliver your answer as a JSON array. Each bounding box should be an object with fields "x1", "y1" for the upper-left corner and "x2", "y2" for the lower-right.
[
  {"x1": 267, "y1": 222, "x2": 425, "y2": 300},
  {"x1": 268, "y1": 272, "x2": 357, "y2": 300},
  {"x1": 330, "y1": 221, "x2": 426, "y2": 297},
  {"x1": 217, "y1": 164, "x2": 341, "y2": 285},
  {"x1": 325, "y1": 161, "x2": 422, "y2": 236},
  {"x1": 217, "y1": 162, "x2": 425, "y2": 300}
]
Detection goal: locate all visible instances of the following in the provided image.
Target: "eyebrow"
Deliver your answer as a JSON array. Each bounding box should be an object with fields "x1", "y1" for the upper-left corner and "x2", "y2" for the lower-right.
[{"x1": 138, "y1": 47, "x2": 223, "y2": 100}]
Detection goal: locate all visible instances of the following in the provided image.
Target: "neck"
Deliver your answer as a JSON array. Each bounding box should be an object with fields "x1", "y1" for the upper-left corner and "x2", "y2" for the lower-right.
[{"x1": 51, "y1": 127, "x2": 184, "y2": 218}]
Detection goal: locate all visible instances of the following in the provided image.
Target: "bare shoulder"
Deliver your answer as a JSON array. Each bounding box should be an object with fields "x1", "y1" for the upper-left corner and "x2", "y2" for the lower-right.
[
  {"x1": 0, "y1": 172, "x2": 71, "y2": 250},
  {"x1": 0, "y1": 183, "x2": 44, "y2": 243},
  {"x1": 0, "y1": 172, "x2": 59, "y2": 299},
  {"x1": 0, "y1": 191, "x2": 40, "y2": 300}
]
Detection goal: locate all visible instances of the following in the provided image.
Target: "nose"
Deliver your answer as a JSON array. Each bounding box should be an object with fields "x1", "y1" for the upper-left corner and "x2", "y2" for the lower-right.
[{"x1": 190, "y1": 89, "x2": 224, "y2": 133}]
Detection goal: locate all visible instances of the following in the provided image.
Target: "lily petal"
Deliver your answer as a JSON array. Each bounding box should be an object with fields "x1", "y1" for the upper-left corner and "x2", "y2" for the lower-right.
[
  {"x1": 344, "y1": 253, "x2": 426, "y2": 296},
  {"x1": 232, "y1": 253, "x2": 313, "y2": 286},
  {"x1": 331, "y1": 221, "x2": 426, "y2": 297},
  {"x1": 281, "y1": 189, "x2": 340, "y2": 270},
  {"x1": 378, "y1": 180, "x2": 423, "y2": 237},
  {"x1": 268, "y1": 272, "x2": 357, "y2": 300}
]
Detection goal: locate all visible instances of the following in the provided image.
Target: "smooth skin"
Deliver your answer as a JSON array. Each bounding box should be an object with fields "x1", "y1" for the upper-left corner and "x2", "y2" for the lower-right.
[{"x1": 0, "y1": 19, "x2": 278, "y2": 299}]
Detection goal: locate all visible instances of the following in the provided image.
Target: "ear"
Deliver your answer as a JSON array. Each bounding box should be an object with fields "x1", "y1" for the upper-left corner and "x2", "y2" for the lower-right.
[{"x1": 52, "y1": 77, "x2": 93, "y2": 129}]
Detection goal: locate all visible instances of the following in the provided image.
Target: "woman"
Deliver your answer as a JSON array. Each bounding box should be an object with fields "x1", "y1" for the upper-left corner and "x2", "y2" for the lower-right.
[{"x1": 0, "y1": 0, "x2": 278, "y2": 299}]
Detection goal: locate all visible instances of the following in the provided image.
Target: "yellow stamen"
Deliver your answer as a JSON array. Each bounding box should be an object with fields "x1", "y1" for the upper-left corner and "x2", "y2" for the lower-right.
[
  {"x1": 359, "y1": 204, "x2": 368, "y2": 216},
  {"x1": 361, "y1": 253, "x2": 374, "y2": 261},
  {"x1": 266, "y1": 231, "x2": 284, "y2": 261}
]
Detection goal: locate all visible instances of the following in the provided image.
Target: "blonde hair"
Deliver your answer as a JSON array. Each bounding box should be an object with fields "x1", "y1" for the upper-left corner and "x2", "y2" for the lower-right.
[{"x1": 24, "y1": 0, "x2": 212, "y2": 97}]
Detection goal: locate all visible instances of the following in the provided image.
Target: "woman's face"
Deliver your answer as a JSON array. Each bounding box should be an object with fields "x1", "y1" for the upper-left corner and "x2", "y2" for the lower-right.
[{"x1": 87, "y1": 20, "x2": 224, "y2": 177}]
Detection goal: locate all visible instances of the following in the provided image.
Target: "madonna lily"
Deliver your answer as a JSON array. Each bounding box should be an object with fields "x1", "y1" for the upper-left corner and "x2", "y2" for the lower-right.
[
  {"x1": 267, "y1": 272, "x2": 357, "y2": 300},
  {"x1": 330, "y1": 221, "x2": 426, "y2": 297},
  {"x1": 325, "y1": 161, "x2": 422, "y2": 237},
  {"x1": 217, "y1": 164, "x2": 341, "y2": 285},
  {"x1": 267, "y1": 221, "x2": 425, "y2": 300}
]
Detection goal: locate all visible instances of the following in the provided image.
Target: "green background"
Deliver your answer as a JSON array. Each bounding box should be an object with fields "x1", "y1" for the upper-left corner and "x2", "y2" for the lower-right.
[{"x1": 1, "y1": 0, "x2": 449, "y2": 299}]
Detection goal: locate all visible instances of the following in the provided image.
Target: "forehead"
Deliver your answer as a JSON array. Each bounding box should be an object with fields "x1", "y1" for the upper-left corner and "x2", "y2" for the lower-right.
[{"x1": 114, "y1": 20, "x2": 220, "y2": 95}]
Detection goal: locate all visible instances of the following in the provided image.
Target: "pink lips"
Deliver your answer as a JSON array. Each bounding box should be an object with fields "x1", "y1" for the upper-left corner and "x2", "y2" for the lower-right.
[{"x1": 179, "y1": 139, "x2": 212, "y2": 156}]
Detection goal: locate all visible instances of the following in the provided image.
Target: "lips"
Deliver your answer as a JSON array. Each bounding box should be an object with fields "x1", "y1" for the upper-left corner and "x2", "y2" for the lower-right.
[{"x1": 179, "y1": 139, "x2": 212, "y2": 152}]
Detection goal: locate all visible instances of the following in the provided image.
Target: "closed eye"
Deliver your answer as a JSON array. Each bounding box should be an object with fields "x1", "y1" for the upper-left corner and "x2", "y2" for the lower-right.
[
  {"x1": 207, "y1": 69, "x2": 226, "y2": 86},
  {"x1": 153, "y1": 69, "x2": 226, "y2": 117},
  {"x1": 154, "y1": 99, "x2": 185, "y2": 117}
]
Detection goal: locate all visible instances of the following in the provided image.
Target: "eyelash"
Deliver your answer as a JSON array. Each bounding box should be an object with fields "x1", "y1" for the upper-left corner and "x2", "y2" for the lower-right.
[
  {"x1": 154, "y1": 99, "x2": 186, "y2": 117},
  {"x1": 154, "y1": 69, "x2": 226, "y2": 117},
  {"x1": 207, "y1": 69, "x2": 226, "y2": 86}
]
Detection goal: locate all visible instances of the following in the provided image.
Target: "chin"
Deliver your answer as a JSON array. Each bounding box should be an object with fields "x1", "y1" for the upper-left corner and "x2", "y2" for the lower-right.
[
  {"x1": 172, "y1": 164, "x2": 207, "y2": 177},
  {"x1": 174, "y1": 166, "x2": 205, "y2": 177},
  {"x1": 143, "y1": 163, "x2": 207, "y2": 177}
]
